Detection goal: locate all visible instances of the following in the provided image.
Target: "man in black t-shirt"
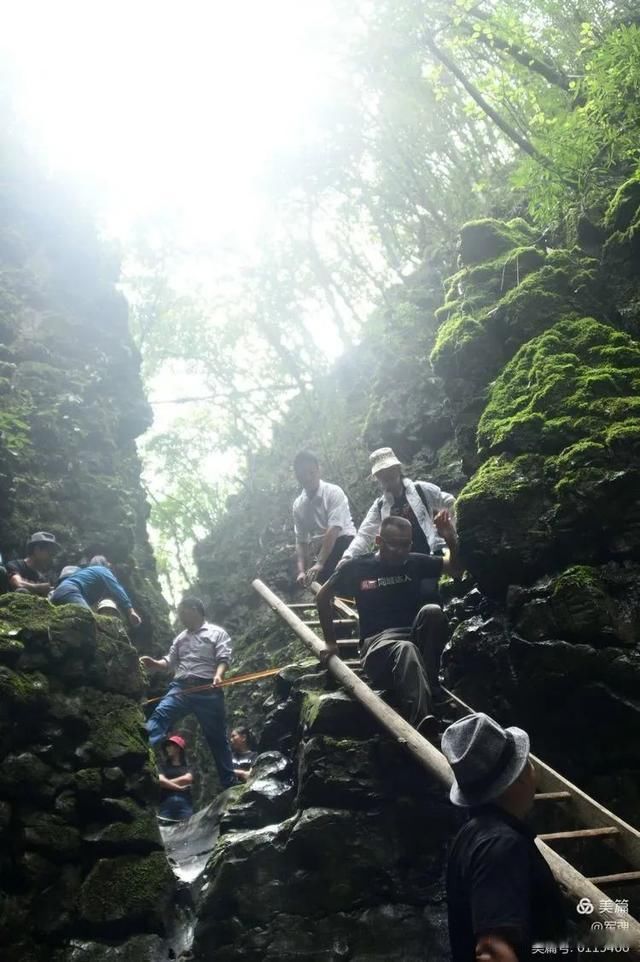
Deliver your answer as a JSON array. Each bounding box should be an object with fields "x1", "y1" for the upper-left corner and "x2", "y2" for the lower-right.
[
  {"x1": 6, "y1": 531, "x2": 58, "y2": 596},
  {"x1": 442, "y1": 713, "x2": 570, "y2": 962},
  {"x1": 316, "y1": 511, "x2": 461, "y2": 733}
]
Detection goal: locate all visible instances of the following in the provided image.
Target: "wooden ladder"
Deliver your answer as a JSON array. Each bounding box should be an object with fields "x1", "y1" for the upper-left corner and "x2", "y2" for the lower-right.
[{"x1": 291, "y1": 587, "x2": 640, "y2": 930}]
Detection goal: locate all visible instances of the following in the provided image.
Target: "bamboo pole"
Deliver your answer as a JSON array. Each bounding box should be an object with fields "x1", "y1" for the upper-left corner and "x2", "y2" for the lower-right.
[
  {"x1": 252, "y1": 578, "x2": 640, "y2": 954},
  {"x1": 142, "y1": 666, "x2": 282, "y2": 706},
  {"x1": 252, "y1": 578, "x2": 451, "y2": 784}
]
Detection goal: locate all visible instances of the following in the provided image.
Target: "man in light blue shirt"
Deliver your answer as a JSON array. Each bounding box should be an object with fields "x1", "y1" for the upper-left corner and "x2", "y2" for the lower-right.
[{"x1": 139, "y1": 596, "x2": 236, "y2": 791}]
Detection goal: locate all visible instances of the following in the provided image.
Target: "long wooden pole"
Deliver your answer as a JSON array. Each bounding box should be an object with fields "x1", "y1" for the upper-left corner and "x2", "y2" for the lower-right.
[
  {"x1": 142, "y1": 666, "x2": 282, "y2": 706},
  {"x1": 252, "y1": 578, "x2": 640, "y2": 954},
  {"x1": 253, "y1": 578, "x2": 451, "y2": 784}
]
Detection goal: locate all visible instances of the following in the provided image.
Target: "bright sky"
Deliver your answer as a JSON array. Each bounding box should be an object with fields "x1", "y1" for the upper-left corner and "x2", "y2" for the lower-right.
[
  {"x1": 1, "y1": 0, "x2": 340, "y2": 247},
  {"x1": 1, "y1": 0, "x2": 357, "y2": 594}
]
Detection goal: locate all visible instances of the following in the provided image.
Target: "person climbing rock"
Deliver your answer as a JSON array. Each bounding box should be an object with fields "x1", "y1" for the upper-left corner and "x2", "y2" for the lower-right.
[
  {"x1": 139, "y1": 596, "x2": 237, "y2": 790},
  {"x1": 230, "y1": 725, "x2": 258, "y2": 783},
  {"x1": 316, "y1": 511, "x2": 461, "y2": 736},
  {"x1": 6, "y1": 531, "x2": 58, "y2": 596},
  {"x1": 340, "y1": 447, "x2": 456, "y2": 568},
  {"x1": 292, "y1": 450, "x2": 356, "y2": 587},
  {"x1": 50, "y1": 555, "x2": 141, "y2": 626},
  {"x1": 442, "y1": 713, "x2": 570, "y2": 962},
  {"x1": 157, "y1": 734, "x2": 194, "y2": 822}
]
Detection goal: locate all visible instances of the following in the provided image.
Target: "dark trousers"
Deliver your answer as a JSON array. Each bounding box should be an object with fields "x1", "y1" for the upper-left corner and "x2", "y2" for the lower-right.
[
  {"x1": 159, "y1": 792, "x2": 193, "y2": 821},
  {"x1": 0, "y1": 567, "x2": 9, "y2": 594},
  {"x1": 318, "y1": 535, "x2": 354, "y2": 583},
  {"x1": 146, "y1": 682, "x2": 236, "y2": 790},
  {"x1": 361, "y1": 605, "x2": 449, "y2": 725},
  {"x1": 50, "y1": 582, "x2": 90, "y2": 607}
]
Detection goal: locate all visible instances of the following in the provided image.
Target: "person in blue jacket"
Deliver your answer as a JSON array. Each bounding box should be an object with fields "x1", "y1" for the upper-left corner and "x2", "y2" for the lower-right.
[{"x1": 50, "y1": 555, "x2": 141, "y2": 627}]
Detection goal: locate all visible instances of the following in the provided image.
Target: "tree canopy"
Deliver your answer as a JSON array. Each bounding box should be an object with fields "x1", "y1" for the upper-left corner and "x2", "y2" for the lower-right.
[{"x1": 125, "y1": 0, "x2": 640, "y2": 597}]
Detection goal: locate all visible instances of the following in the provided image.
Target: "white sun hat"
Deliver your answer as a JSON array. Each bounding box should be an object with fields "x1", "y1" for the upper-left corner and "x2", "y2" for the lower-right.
[{"x1": 369, "y1": 447, "x2": 402, "y2": 476}]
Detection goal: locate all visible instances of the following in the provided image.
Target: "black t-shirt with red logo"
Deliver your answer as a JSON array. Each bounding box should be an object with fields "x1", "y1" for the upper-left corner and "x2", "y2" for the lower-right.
[{"x1": 325, "y1": 552, "x2": 443, "y2": 641}]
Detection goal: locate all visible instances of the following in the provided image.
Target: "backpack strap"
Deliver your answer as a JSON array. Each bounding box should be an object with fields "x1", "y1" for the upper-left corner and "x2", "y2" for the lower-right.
[{"x1": 414, "y1": 482, "x2": 432, "y2": 518}]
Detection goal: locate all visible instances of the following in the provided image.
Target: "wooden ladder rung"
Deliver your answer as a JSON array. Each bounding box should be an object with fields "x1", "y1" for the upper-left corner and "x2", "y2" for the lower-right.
[
  {"x1": 301, "y1": 618, "x2": 356, "y2": 627},
  {"x1": 535, "y1": 791, "x2": 571, "y2": 801},
  {"x1": 336, "y1": 639, "x2": 359, "y2": 646},
  {"x1": 587, "y1": 871, "x2": 640, "y2": 886},
  {"x1": 539, "y1": 827, "x2": 619, "y2": 841}
]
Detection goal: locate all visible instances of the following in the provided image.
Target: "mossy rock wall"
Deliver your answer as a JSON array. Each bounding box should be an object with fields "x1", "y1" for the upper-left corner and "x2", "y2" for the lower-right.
[
  {"x1": 0, "y1": 153, "x2": 170, "y2": 654},
  {"x1": 457, "y1": 315, "x2": 640, "y2": 592},
  {"x1": 433, "y1": 180, "x2": 640, "y2": 820},
  {"x1": 0, "y1": 595, "x2": 174, "y2": 961}
]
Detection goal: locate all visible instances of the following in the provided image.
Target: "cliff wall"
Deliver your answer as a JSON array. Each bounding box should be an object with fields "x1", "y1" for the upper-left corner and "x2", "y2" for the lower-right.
[
  {"x1": 0, "y1": 144, "x2": 176, "y2": 958},
  {"x1": 0, "y1": 146, "x2": 170, "y2": 653},
  {"x1": 0, "y1": 595, "x2": 174, "y2": 962}
]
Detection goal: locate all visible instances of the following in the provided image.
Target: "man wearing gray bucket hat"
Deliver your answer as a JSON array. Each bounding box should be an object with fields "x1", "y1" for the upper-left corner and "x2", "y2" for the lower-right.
[
  {"x1": 442, "y1": 713, "x2": 568, "y2": 962},
  {"x1": 6, "y1": 531, "x2": 58, "y2": 596}
]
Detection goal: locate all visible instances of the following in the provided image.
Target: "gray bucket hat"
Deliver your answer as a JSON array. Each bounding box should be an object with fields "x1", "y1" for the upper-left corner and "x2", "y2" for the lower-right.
[
  {"x1": 441, "y1": 712, "x2": 530, "y2": 807},
  {"x1": 27, "y1": 531, "x2": 58, "y2": 551}
]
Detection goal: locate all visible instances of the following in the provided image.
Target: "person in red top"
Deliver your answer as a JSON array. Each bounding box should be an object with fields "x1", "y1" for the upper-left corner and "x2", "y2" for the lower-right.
[{"x1": 158, "y1": 734, "x2": 194, "y2": 822}]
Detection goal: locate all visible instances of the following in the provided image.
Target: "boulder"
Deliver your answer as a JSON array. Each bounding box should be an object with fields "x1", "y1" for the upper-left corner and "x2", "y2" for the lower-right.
[{"x1": 79, "y1": 852, "x2": 174, "y2": 934}]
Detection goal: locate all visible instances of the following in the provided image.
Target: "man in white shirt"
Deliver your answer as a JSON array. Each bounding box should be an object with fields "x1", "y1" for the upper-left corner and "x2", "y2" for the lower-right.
[
  {"x1": 139, "y1": 596, "x2": 236, "y2": 790},
  {"x1": 342, "y1": 447, "x2": 456, "y2": 564},
  {"x1": 292, "y1": 450, "x2": 356, "y2": 587}
]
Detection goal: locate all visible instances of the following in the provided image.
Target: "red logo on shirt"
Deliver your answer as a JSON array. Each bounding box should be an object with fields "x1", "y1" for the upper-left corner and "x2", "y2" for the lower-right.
[{"x1": 360, "y1": 579, "x2": 378, "y2": 591}]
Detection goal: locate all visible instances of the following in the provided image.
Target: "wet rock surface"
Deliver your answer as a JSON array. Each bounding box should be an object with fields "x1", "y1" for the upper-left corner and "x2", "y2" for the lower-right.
[
  {"x1": 182, "y1": 667, "x2": 456, "y2": 962},
  {"x1": 432, "y1": 197, "x2": 640, "y2": 824},
  {"x1": 0, "y1": 596, "x2": 175, "y2": 960}
]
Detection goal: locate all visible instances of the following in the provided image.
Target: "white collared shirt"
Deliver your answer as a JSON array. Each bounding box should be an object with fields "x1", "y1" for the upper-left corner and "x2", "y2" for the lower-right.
[
  {"x1": 342, "y1": 477, "x2": 455, "y2": 560},
  {"x1": 293, "y1": 479, "x2": 356, "y2": 546}
]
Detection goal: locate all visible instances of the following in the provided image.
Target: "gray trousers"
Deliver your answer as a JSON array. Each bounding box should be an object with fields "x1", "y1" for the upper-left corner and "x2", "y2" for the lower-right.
[{"x1": 361, "y1": 605, "x2": 448, "y2": 725}]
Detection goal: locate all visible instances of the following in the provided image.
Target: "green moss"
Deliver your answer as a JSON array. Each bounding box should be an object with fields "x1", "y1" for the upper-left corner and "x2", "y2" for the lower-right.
[
  {"x1": 457, "y1": 453, "x2": 543, "y2": 508},
  {"x1": 79, "y1": 852, "x2": 173, "y2": 926},
  {"x1": 478, "y1": 317, "x2": 640, "y2": 457},
  {"x1": 456, "y1": 309, "x2": 640, "y2": 592},
  {"x1": 604, "y1": 168, "x2": 640, "y2": 232},
  {"x1": 0, "y1": 594, "x2": 54, "y2": 638},
  {"x1": 0, "y1": 633, "x2": 25, "y2": 666},
  {"x1": 431, "y1": 241, "x2": 600, "y2": 392},
  {"x1": 71, "y1": 768, "x2": 104, "y2": 796},
  {"x1": 550, "y1": 566, "x2": 613, "y2": 639},
  {"x1": 83, "y1": 798, "x2": 161, "y2": 852},
  {"x1": 458, "y1": 217, "x2": 539, "y2": 266},
  {"x1": 81, "y1": 692, "x2": 150, "y2": 765},
  {"x1": 0, "y1": 666, "x2": 49, "y2": 709},
  {"x1": 21, "y1": 811, "x2": 81, "y2": 858},
  {"x1": 91, "y1": 623, "x2": 145, "y2": 697},
  {"x1": 300, "y1": 691, "x2": 322, "y2": 730},
  {"x1": 552, "y1": 565, "x2": 602, "y2": 598},
  {"x1": 444, "y1": 246, "x2": 545, "y2": 303}
]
